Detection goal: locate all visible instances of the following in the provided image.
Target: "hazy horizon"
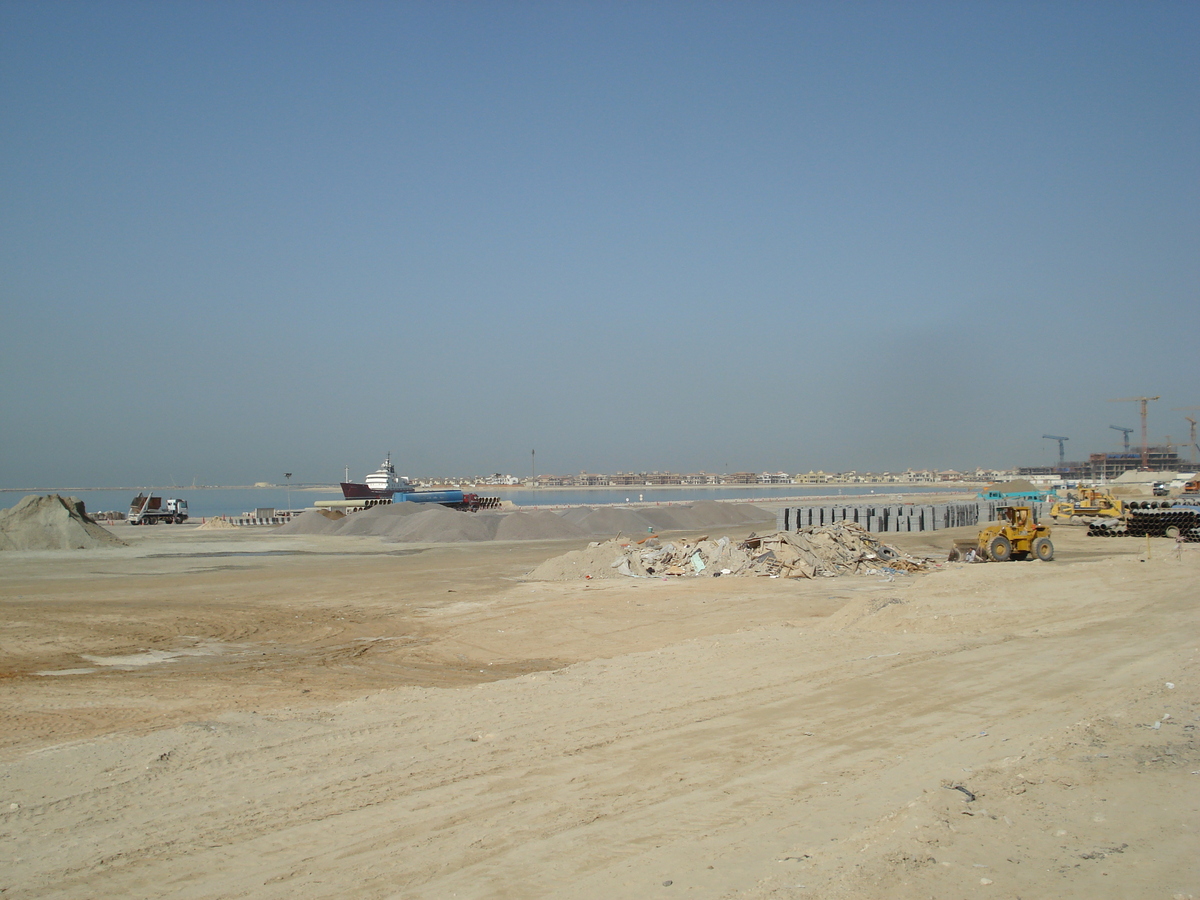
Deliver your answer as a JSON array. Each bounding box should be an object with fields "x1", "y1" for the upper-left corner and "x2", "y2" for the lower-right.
[{"x1": 2, "y1": 2, "x2": 1197, "y2": 489}]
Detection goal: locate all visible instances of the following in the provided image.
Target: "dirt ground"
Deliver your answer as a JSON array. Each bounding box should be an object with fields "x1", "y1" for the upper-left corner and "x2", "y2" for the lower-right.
[{"x1": 1, "y1": 520, "x2": 1197, "y2": 899}]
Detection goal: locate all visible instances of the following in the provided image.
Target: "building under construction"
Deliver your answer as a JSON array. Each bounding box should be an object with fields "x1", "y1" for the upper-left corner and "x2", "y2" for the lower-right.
[{"x1": 1019, "y1": 446, "x2": 1185, "y2": 480}]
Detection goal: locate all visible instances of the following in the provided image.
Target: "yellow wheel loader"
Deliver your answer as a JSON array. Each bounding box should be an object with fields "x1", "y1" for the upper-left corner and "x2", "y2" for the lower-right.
[{"x1": 950, "y1": 506, "x2": 1054, "y2": 562}]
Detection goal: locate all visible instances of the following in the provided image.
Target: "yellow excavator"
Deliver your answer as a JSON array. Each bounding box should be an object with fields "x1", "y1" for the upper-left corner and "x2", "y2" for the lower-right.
[{"x1": 1050, "y1": 487, "x2": 1124, "y2": 523}]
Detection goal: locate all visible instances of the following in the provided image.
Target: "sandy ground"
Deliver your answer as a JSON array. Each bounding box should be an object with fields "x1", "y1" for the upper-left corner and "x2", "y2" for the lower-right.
[{"x1": 1, "y1": 520, "x2": 1197, "y2": 899}]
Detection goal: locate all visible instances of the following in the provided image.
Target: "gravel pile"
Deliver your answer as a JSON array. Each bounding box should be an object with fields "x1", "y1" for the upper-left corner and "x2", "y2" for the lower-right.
[
  {"x1": 381, "y1": 506, "x2": 502, "y2": 542},
  {"x1": 273, "y1": 509, "x2": 345, "y2": 535},
  {"x1": 328, "y1": 503, "x2": 428, "y2": 536},
  {"x1": 493, "y1": 510, "x2": 589, "y2": 541},
  {"x1": 273, "y1": 500, "x2": 772, "y2": 544},
  {"x1": 0, "y1": 494, "x2": 126, "y2": 551}
]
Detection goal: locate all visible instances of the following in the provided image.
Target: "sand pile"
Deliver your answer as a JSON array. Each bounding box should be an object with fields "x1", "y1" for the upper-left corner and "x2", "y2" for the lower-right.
[
  {"x1": 570, "y1": 506, "x2": 661, "y2": 535},
  {"x1": 650, "y1": 499, "x2": 772, "y2": 531},
  {"x1": 272, "y1": 509, "x2": 344, "y2": 535},
  {"x1": 271, "y1": 500, "x2": 775, "y2": 543},
  {"x1": 196, "y1": 517, "x2": 238, "y2": 530},
  {"x1": 528, "y1": 523, "x2": 925, "y2": 581},
  {"x1": 382, "y1": 506, "x2": 502, "y2": 543},
  {"x1": 0, "y1": 494, "x2": 126, "y2": 551},
  {"x1": 559, "y1": 501, "x2": 772, "y2": 537},
  {"x1": 327, "y1": 503, "x2": 427, "y2": 536},
  {"x1": 631, "y1": 507, "x2": 686, "y2": 531},
  {"x1": 493, "y1": 510, "x2": 589, "y2": 541},
  {"x1": 525, "y1": 539, "x2": 638, "y2": 581}
]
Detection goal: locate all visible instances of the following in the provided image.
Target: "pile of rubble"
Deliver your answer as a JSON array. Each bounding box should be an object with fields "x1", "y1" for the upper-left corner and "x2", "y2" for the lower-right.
[{"x1": 528, "y1": 522, "x2": 928, "y2": 581}]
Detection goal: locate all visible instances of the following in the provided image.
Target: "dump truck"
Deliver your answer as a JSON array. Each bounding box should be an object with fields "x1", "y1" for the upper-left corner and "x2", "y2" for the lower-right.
[
  {"x1": 949, "y1": 505, "x2": 1054, "y2": 562},
  {"x1": 128, "y1": 494, "x2": 189, "y2": 525},
  {"x1": 1050, "y1": 487, "x2": 1124, "y2": 523}
]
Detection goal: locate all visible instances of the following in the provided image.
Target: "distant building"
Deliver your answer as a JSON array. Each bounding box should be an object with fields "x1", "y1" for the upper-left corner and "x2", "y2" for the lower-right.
[
  {"x1": 645, "y1": 472, "x2": 683, "y2": 485},
  {"x1": 722, "y1": 472, "x2": 758, "y2": 484}
]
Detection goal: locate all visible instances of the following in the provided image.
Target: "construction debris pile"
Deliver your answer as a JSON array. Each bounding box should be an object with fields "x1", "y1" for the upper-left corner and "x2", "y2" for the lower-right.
[{"x1": 528, "y1": 522, "x2": 928, "y2": 581}]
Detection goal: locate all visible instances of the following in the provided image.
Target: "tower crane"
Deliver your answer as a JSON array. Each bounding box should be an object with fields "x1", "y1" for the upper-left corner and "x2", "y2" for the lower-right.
[
  {"x1": 1109, "y1": 425, "x2": 1134, "y2": 451},
  {"x1": 1108, "y1": 396, "x2": 1160, "y2": 469},
  {"x1": 1042, "y1": 434, "x2": 1069, "y2": 467},
  {"x1": 1172, "y1": 407, "x2": 1200, "y2": 465}
]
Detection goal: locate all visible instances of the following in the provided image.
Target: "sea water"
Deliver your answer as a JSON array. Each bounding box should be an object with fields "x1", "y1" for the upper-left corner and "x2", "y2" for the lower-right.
[{"x1": 0, "y1": 484, "x2": 968, "y2": 519}]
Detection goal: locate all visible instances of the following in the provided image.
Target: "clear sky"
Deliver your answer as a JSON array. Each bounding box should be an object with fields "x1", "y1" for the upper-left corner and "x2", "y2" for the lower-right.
[{"x1": 2, "y1": 1, "x2": 1197, "y2": 487}]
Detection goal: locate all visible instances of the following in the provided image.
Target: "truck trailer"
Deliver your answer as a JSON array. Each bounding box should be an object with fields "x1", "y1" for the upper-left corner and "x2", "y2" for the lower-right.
[{"x1": 128, "y1": 494, "x2": 189, "y2": 524}]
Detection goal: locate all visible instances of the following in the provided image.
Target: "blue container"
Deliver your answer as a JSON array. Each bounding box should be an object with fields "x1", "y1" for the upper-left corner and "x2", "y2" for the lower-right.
[{"x1": 398, "y1": 490, "x2": 466, "y2": 505}]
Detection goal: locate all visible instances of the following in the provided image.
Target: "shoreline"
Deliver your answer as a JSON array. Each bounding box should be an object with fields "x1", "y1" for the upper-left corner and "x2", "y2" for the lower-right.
[{"x1": 0, "y1": 481, "x2": 991, "y2": 494}]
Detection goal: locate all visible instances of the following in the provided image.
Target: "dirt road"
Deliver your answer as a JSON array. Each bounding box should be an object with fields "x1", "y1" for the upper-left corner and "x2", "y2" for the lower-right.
[{"x1": 1, "y1": 524, "x2": 1196, "y2": 898}]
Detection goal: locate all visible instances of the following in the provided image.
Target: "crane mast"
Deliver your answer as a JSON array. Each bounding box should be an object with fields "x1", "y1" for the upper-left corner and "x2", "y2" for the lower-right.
[{"x1": 1108, "y1": 397, "x2": 1160, "y2": 470}]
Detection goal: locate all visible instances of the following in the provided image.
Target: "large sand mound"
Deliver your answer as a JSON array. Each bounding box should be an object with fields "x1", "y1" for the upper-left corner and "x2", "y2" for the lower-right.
[
  {"x1": 0, "y1": 494, "x2": 126, "y2": 551},
  {"x1": 273, "y1": 500, "x2": 773, "y2": 543},
  {"x1": 571, "y1": 506, "x2": 660, "y2": 535},
  {"x1": 382, "y1": 506, "x2": 502, "y2": 542},
  {"x1": 493, "y1": 510, "x2": 589, "y2": 541},
  {"x1": 322, "y1": 502, "x2": 428, "y2": 536},
  {"x1": 273, "y1": 509, "x2": 345, "y2": 535},
  {"x1": 567, "y1": 501, "x2": 773, "y2": 537}
]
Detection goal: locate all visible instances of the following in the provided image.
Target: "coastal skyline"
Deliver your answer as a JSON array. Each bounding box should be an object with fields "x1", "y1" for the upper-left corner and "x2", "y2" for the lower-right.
[{"x1": 2, "y1": 2, "x2": 1197, "y2": 489}]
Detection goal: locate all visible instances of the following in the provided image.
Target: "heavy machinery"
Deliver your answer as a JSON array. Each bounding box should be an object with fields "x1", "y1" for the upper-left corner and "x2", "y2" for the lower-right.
[
  {"x1": 128, "y1": 494, "x2": 189, "y2": 524},
  {"x1": 950, "y1": 505, "x2": 1054, "y2": 562},
  {"x1": 1050, "y1": 487, "x2": 1124, "y2": 523}
]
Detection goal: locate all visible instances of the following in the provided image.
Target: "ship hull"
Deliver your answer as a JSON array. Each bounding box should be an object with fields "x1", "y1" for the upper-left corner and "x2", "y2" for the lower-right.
[{"x1": 340, "y1": 482, "x2": 393, "y2": 500}]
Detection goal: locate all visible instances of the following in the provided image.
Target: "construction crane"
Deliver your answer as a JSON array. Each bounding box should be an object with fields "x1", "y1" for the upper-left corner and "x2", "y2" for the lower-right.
[
  {"x1": 1109, "y1": 425, "x2": 1134, "y2": 451},
  {"x1": 1173, "y1": 407, "x2": 1200, "y2": 465},
  {"x1": 1108, "y1": 396, "x2": 1160, "y2": 470},
  {"x1": 1042, "y1": 434, "x2": 1069, "y2": 467}
]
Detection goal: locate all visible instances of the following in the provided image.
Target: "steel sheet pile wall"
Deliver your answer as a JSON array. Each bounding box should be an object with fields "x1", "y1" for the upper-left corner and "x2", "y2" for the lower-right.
[{"x1": 777, "y1": 502, "x2": 1050, "y2": 534}]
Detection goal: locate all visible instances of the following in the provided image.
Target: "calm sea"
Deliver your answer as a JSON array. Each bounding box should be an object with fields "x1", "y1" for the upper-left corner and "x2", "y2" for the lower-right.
[{"x1": 0, "y1": 484, "x2": 969, "y2": 519}]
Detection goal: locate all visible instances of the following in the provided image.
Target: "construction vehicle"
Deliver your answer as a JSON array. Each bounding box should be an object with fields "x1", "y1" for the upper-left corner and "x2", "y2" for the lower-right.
[
  {"x1": 1185, "y1": 480, "x2": 1200, "y2": 495},
  {"x1": 128, "y1": 494, "x2": 189, "y2": 525},
  {"x1": 1049, "y1": 487, "x2": 1124, "y2": 523},
  {"x1": 950, "y1": 505, "x2": 1054, "y2": 562}
]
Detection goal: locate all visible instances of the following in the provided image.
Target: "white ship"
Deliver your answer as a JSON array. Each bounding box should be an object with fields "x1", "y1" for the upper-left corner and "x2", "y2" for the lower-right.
[{"x1": 342, "y1": 453, "x2": 414, "y2": 499}]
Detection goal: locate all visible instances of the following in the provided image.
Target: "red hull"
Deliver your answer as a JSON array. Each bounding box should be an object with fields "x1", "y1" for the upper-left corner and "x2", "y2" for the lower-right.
[{"x1": 340, "y1": 482, "x2": 393, "y2": 500}]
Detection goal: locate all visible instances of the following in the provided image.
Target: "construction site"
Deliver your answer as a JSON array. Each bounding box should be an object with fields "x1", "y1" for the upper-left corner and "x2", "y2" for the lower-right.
[
  {"x1": 1, "y1": 482, "x2": 1197, "y2": 900},
  {"x1": 1020, "y1": 397, "x2": 1200, "y2": 481}
]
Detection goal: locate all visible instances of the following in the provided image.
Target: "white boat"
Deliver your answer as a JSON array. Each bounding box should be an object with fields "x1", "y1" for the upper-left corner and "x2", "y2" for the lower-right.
[{"x1": 342, "y1": 453, "x2": 414, "y2": 499}]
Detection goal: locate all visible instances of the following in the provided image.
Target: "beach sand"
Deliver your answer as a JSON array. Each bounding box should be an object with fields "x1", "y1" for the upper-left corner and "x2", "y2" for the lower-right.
[{"x1": 1, "y1": 520, "x2": 1196, "y2": 898}]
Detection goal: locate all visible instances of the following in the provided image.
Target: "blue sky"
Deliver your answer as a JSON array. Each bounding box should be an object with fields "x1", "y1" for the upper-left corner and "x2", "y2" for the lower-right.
[{"x1": 2, "y1": 1, "x2": 1197, "y2": 487}]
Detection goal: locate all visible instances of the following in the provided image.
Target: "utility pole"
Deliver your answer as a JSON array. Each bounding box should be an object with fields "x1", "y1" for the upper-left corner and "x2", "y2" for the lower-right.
[
  {"x1": 531, "y1": 449, "x2": 536, "y2": 481},
  {"x1": 284, "y1": 472, "x2": 292, "y2": 511},
  {"x1": 1109, "y1": 397, "x2": 1160, "y2": 470}
]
